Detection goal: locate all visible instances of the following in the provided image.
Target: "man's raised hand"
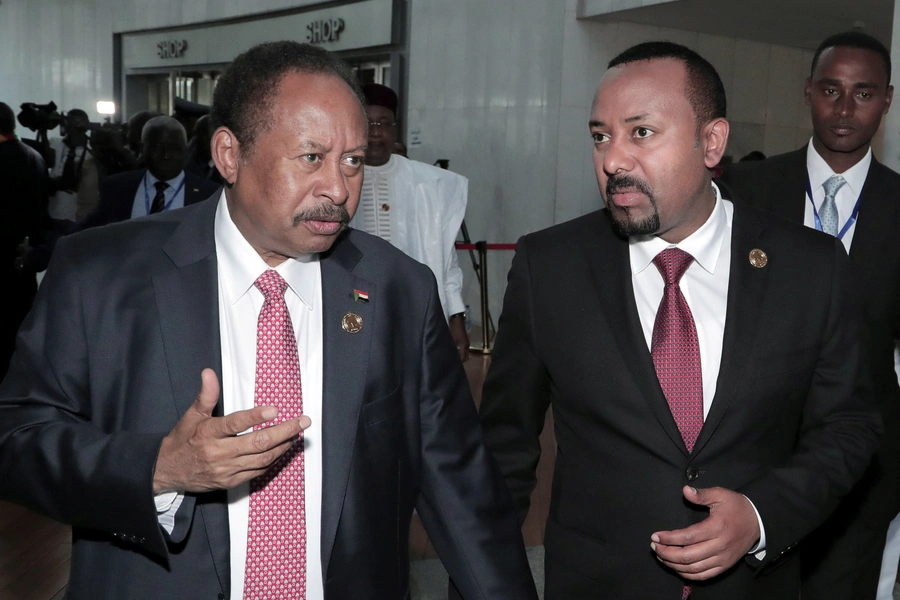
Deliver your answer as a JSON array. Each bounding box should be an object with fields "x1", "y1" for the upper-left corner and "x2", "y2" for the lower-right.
[{"x1": 153, "y1": 368, "x2": 310, "y2": 493}]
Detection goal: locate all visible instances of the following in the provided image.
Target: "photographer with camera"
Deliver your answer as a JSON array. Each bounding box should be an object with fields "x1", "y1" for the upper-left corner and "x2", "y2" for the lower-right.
[{"x1": 0, "y1": 102, "x2": 49, "y2": 379}]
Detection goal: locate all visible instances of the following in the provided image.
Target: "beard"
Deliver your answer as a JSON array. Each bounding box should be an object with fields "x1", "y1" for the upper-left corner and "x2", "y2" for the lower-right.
[
  {"x1": 605, "y1": 174, "x2": 660, "y2": 238},
  {"x1": 293, "y1": 202, "x2": 351, "y2": 228}
]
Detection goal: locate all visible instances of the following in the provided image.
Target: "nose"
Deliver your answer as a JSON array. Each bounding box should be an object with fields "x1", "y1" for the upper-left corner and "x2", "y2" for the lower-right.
[
  {"x1": 318, "y1": 157, "x2": 351, "y2": 205},
  {"x1": 600, "y1": 136, "x2": 634, "y2": 177},
  {"x1": 834, "y1": 92, "x2": 854, "y2": 118}
]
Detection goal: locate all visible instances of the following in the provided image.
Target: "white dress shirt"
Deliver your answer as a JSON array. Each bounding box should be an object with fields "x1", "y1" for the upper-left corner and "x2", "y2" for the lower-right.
[
  {"x1": 131, "y1": 170, "x2": 186, "y2": 218},
  {"x1": 804, "y1": 139, "x2": 871, "y2": 253},
  {"x1": 155, "y1": 191, "x2": 324, "y2": 599},
  {"x1": 629, "y1": 183, "x2": 766, "y2": 554}
]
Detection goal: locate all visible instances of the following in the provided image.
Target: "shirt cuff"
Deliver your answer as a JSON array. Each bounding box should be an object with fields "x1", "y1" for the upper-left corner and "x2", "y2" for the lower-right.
[
  {"x1": 154, "y1": 491, "x2": 185, "y2": 535},
  {"x1": 743, "y1": 494, "x2": 767, "y2": 559}
]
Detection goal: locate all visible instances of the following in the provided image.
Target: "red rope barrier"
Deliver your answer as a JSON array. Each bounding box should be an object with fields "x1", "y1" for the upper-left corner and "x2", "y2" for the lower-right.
[{"x1": 455, "y1": 242, "x2": 517, "y2": 251}]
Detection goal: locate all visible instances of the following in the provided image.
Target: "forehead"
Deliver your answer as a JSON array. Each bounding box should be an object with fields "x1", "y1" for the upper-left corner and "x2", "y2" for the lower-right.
[
  {"x1": 813, "y1": 46, "x2": 889, "y2": 85},
  {"x1": 592, "y1": 58, "x2": 691, "y2": 120},
  {"x1": 267, "y1": 71, "x2": 366, "y2": 130},
  {"x1": 365, "y1": 104, "x2": 394, "y2": 120},
  {"x1": 145, "y1": 125, "x2": 185, "y2": 144}
]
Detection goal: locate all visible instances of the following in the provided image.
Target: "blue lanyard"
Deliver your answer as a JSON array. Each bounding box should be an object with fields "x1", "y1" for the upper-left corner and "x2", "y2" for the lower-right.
[
  {"x1": 805, "y1": 173, "x2": 862, "y2": 240},
  {"x1": 143, "y1": 172, "x2": 186, "y2": 215}
]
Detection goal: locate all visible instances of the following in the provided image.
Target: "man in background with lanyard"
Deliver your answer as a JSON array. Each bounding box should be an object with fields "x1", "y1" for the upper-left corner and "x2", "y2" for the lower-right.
[
  {"x1": 721, "y1": 31, "x2": 900, "y2": 600},
  {"x1": 79, "y1": 115, "x2": 220, "y2": 229}
]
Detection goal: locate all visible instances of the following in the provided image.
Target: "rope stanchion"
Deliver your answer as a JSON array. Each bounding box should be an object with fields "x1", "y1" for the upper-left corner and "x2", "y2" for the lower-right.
[
  {"x1": 454, "y1": 241, "x2": 517, "y2": 354},
  {"x1": 454, "y1": 243, "x2": 517, "y2": 251}
]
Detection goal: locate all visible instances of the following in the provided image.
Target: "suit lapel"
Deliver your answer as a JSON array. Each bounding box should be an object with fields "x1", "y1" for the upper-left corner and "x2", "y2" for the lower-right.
[
  {"x1": 693, "y1": 206, "x2": 769, "y2": 455},
  {"x1": 848, "y1": 160, "x2": 892, "y2": 267},
  {"x1": 318, "y1": 233, "x2": 376, "y2": 579},
  {"x1": 153, "y1": 197, "x2": 230, "y2": 593},
  {"x1": 773, "y1": 149, "x2": 808, "y2": 224},
  {"x1": 117, "y1": 169, "x2": 146, "y2": 221},
  {"x1": 586, "y1": 213, "x2": 689, "y2": 455}
]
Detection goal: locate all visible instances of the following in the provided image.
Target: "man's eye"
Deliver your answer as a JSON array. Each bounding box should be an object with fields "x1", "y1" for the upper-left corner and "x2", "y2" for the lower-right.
[
  {"x1": 343, "y1": 156, "x2": 363, "y2": 167},
  {"x1": 635, "y1": 127, "x2": 653, "y2": 139},
  {"x1": 592, "y1": 132, "x2": 609, "y2": 143},
  {"x1": 302, "y1": 154, "x2": 321, "y2": 163}
]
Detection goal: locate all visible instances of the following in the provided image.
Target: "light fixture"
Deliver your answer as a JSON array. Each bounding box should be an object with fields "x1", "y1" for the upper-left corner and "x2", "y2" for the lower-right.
[{"x1": 96, "y1": 101, "x2": 116, "y2": 115}]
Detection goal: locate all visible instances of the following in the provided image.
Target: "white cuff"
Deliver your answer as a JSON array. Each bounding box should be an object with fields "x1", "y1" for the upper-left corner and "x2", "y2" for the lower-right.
[{"x1": 743, "y1": 494, "x2": 767, "y2": 559}]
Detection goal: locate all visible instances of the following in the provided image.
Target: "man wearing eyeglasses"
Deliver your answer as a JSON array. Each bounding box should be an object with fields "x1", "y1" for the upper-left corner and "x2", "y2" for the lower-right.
[{"x1": 350, "y1": 83, "x2": 470, "y2": 360}]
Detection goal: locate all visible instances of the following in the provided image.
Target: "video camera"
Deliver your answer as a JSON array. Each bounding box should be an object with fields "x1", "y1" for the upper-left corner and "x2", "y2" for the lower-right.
[{"x1": 17, "y1": 101, "x2": 65, "y2": 134}]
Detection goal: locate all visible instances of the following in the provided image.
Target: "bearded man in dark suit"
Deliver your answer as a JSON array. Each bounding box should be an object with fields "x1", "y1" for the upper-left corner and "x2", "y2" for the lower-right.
[{"x1": 480, "y1": 41, "x2": 881, "y2": 600}]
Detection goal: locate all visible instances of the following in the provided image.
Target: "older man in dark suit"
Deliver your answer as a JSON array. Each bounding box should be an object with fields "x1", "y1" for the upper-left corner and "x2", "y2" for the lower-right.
[
  {"x1": 480, "y1": 41, "x2": 881, "y2": 599},
  {"x1": 0, "y1": 42, "x2": 536, "y2": 599},
  {"x1": 720, "y1": 31, "x2": 900, "y2": 600},
  {"x1": 80, "y1": 115, "x2": 220, "y2": 230}
]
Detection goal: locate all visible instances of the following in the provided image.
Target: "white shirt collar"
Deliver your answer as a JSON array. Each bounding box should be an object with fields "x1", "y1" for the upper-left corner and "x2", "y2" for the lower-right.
[
  {"x1": 214, "y1": 190, "x2": 318, "y2": 311},
  {"x1": 806, "y1": 139, "x2": 872, "y2": 199},
  {"x1": 629, "y1": 182, "x2": 729, "y2": 277}
]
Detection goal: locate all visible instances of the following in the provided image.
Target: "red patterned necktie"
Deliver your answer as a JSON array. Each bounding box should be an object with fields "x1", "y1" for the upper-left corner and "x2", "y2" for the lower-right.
[
  {"x1": 651, "y1": 247, "x2": 703, "y2": 452},
  {"x1": 650, "y1": 248, "x2": 702, "y2": 600},
  {"x1": 243, "y1": 269, "x2": 307, "y2": 600}
]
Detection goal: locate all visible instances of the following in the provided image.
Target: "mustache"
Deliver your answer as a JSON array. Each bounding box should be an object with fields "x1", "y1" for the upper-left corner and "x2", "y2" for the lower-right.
[
  {"x1": 606, "y1": 174, "x2": 653, "y2": 197},
  {"x1": 293, "y1": 203, "x2": 351, "y2": 226}
]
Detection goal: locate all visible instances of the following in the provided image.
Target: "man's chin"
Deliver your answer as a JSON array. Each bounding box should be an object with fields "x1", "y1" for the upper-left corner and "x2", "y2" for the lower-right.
[{"x1": 609, "y1": 210, "x2": 660, "y2": 239}]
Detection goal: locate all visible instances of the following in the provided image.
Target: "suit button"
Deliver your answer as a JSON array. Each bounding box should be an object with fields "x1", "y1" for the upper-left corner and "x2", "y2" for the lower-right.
[{"x1": 686, "y1": 466, "x2": 700, "y2": 481}]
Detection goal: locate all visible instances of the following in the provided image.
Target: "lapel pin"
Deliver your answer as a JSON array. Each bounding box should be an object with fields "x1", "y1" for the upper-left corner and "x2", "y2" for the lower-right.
[
  {"x1": 749, "y1": 248, "x2": 768, "y2": 268},
  {"x1": 353, "y1": 289, "x2": 369, "y2": 302},
  {"x1": 381, "y1": 203, "x2": 390, "y2": 211},
  {"x1": 342, "y1": 312, "x2": 363, "y2": 334}
]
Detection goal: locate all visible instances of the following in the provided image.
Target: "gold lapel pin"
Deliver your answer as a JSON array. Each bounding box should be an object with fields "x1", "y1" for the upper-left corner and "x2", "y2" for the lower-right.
[
  {"x1": 342, "y1": 312, "x2": 363, "y2": 334},
  {"x1": 749, "y1": 248, "x2": 768, "y2": 268}
]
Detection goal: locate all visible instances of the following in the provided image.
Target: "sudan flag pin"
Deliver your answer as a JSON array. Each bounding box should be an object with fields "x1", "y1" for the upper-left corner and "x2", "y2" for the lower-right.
[{"x1": 353, "y1": 289, "x2": 369, "y2": 302}]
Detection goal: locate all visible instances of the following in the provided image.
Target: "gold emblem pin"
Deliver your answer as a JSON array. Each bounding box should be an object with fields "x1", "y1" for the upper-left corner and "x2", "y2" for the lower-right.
[
  {"x1": 342, "y1": 312, "x2": 363, "y2": 333},
  {"x1": 749, "y1": 248, "x2": 768, "y2": 268},
  {"x1": 381, "y1": 203, "x2": 390, "y2": 211}
]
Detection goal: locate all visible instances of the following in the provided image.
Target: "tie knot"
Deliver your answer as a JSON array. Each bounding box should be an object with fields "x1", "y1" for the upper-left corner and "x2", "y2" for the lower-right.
[
  {"x1": 154, "y1": 180, "x2": 169, "y2": 193},
  {"x1": 254, "y1": 269, "x2": 288, "y2": 299},
  {"x1": 823, "y1": 175, "x2": 846, "y2": 198},
  {"x1": 653, "y1": 247, "x2": 695, "y2": 286}
]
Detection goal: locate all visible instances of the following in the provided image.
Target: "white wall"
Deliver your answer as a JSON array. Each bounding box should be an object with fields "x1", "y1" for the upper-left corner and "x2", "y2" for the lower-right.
[
  {"x1": 405, "y1": 0, "x2": 567, "y2": 330},
  {"x1": 883, "y1": 0, "x2": 900, "y2": 172}
]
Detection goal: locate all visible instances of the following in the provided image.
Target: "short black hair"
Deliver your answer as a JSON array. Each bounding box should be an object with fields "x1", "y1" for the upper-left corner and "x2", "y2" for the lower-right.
[
  {"x1": 811, "y1": 31, "x2": 891, "y2": 84},
  {"x1": 0, "y1": 102, "x2": 15, "y2": 132},
  {"x1": 608, "y1": 41, "x2": 727, "y2": 129},
  {"x1": 211, "y1": 41, "x2": 364, "y2": 154}
]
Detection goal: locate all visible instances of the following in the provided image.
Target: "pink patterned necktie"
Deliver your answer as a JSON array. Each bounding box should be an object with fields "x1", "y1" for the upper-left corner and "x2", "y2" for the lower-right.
[
  {"x1": 650, "y1": 248, "x2": 702, "y2": 600},
  {"x1": 243, "y1": 269, "x2": 307, "y2": 600}
]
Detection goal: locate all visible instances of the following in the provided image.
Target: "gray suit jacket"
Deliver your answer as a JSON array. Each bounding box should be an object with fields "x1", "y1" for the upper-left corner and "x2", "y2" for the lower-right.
[{"x1": 0, "y1": 196, "x2": 537, "y2": 599}]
